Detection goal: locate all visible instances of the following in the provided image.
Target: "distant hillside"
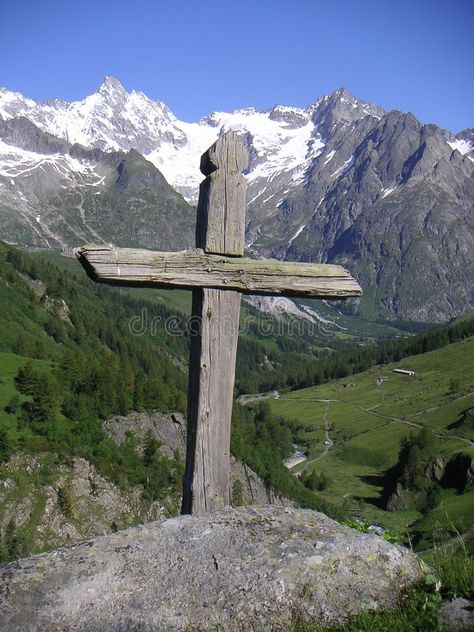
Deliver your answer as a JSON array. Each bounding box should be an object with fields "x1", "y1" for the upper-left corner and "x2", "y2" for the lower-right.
[{"x1": 267, "y1": 332, "x2": 474, "y2": 550}]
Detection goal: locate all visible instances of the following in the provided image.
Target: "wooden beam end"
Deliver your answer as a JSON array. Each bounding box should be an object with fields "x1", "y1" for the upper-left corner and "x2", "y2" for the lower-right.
[{"x1": 75, "y1": 245, "x2": 103, "y2": 283}]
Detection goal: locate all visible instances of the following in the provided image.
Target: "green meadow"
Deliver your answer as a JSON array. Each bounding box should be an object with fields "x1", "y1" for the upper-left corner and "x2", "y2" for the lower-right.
[{"x1": 269, "y1": 336, "x2": 474, "y2": 543}]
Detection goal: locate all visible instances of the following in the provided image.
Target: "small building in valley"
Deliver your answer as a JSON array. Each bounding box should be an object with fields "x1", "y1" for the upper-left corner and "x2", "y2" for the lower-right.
[{"x1": 392, "y1": 368, "x2": 415, "y2": 376}]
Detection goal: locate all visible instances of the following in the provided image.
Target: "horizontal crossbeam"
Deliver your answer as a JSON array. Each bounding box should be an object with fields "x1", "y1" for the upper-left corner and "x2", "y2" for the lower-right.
[{"x1": 77, "y1": 246, "x2": 362, "y2": 299}]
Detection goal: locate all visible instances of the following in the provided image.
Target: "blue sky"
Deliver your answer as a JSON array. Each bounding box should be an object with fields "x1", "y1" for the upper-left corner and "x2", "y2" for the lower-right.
[{"x1": 1, "y1": 0, "x2": 473, "y2": 131}]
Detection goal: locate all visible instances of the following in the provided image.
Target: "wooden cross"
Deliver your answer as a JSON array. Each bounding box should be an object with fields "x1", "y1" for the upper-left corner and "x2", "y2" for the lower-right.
[{"x1": 77, "y1": 131, "x2": 361, "y2": 515}]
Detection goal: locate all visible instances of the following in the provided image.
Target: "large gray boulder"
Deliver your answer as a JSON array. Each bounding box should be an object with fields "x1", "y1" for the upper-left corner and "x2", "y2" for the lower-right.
[{"x1": 0, "y1": 506, "x2": 424, "y2": 631}]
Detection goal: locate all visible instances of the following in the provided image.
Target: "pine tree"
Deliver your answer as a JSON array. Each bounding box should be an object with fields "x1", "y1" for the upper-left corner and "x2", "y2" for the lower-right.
[
  {"x1": 15, "y1": 361, "x2": 36, "y2": 394},
  {"x1": 143, "y1": 430, "x2": 159, "y2": 467},
  {"x1": 0, "y1": 428, "x2": 10, "y2": 463},
  {"x1": 231, "y1": 479, "x2": 245, "y2": 507},
  {"x1": 28, "y1": 373, "x2": 62, "y2": 425}
]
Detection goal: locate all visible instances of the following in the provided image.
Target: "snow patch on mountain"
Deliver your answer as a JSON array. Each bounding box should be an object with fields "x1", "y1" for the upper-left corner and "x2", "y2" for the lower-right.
[
  {"x1": 448, "y1": 138, "x2": 474, "y2": 162},
  {"x1": 323, "y1": 149, "x2": 336, "y2": 165},
  {"x1": 148, "y1": 109, "x2": 324, "y2": 202},
  {"x1": 0, "y1": 140, "x2": 102, "y2": 184},
  {"x1": 448, "y1": 139, "x2": 473, "y2": 155},
  {"x1": 330, "y1": 155, "x2": 354, "y2": 178},
  {"x1": 0, "y1": 78, "x2": 328, "y2": 203},
  {"x1": 288, "y1": 196, "x2": 325, "y2": 245},
  {"x1": 244, "y1": 295, "x2": 317, "y2": 323},
  {"x1": 380, "y1": 186, "x2": 396, "y2": 199},
  {"x1": 243, "y1": 295, "x2": 344, "y2": 333},
  {"x1": 146, "y1": 120, "x2": 216, "y2": 202},
  {"x1": 300, "y1": 305, "x2": 347, "y2": 330},
  {"x1": 289, "y1": 219, "x2": 309, "y2": 244}
]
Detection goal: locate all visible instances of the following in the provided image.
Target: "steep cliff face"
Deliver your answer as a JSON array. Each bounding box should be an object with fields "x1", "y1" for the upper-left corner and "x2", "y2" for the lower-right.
[
  {"x1": 0, "y1": 453, "x2": 168, "y2": 557},
  {"x1": 256, "y1": 110, "x2": 474, "y2": 322},
  {"x1": 103, "y1": 410, "x2": 288, "y2": 507}
]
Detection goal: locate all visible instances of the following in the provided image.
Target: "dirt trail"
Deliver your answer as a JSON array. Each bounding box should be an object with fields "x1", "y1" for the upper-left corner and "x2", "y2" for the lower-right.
[
  {"x1": 408, "y1": 390, "x2": 474, "y2": 418},
  {"x1": 349, "y1": 402, "x2": 474, "y2": 448},
  {"x1": 278, "y1": 393, "x2": 474, "y2": 454},
  {"x1": 312, "y1": 401, "x2": 333, "y2": 463}
]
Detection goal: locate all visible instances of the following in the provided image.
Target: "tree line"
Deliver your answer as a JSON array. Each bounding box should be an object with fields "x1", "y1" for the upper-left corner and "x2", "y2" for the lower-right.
[{"x1": 236, "y1": 313, "x2": 474, "y2": 394}]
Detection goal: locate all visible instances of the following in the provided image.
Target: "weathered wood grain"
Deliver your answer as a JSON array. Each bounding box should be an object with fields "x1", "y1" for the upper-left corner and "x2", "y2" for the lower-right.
[
  {"x1": 182, "y1": 132, "x2": 249, "y2": 514},
  {"x1": 181, "y1": 289, "x2": 241, "y2": 513},
  {"x1": 77, "y1": 246, "x2": 362, "y2": 299},
  {"x1": 196, "y1": 130, "x2": 248, "y2": 256}
]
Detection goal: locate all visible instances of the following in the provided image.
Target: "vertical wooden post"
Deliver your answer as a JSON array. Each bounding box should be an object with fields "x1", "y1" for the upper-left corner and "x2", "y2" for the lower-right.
[{"x1": 181, "y1": 131, "x2": 248, "y2": 514}]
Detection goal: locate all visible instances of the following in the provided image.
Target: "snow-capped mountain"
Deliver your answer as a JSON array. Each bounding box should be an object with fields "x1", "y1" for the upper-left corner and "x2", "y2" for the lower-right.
[
  {"x1": 0, "y1": 78, "x2": 473, "y2": 322},
  {"x1": 0, "y1": 114, "x2": 194, "y2": 251},
  {"x1": 0, "y1": 78, "x2": 384, "y2": 205},
  {"x1": 2, "y1": 78, "x2": 472, "y2": 209}
]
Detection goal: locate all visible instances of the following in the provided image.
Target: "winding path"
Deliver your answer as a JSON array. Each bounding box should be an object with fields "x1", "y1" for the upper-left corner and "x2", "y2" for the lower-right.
[
  {"x1": 353, "y1": 402, "x2": 474, "y2": 448},
  {"x1": 312, "y1": 401, "x2": 334, "y2": 462},
  {"x1": 278, "y1": 391, "x2": 474, "y2": 469}
]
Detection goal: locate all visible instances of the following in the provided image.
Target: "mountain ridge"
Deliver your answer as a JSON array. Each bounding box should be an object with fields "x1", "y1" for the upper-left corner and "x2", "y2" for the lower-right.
[
  {"x1": 0, "y1": 79, "x2": 399, "y2": 204},
  {"x1": 0, "y1": 78, "x2": 473, "y2": 322}
]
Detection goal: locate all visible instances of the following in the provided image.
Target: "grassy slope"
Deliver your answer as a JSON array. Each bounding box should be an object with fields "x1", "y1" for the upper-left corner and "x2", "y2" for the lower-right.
[
  {"x1": 269, "y1": 337, "x2": 474, "y2": 542},
  {"x1": 27, "y1": 249, "x2": 193, "y2": 313}
]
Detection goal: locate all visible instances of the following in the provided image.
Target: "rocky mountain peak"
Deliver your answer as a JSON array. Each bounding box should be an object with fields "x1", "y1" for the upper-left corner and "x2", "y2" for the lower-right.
[
  {"x1": 457, "y1": 127, "x2": 474, "y2": 141},
  {"x1": 96, "y1": 76, "x2": 128, "y2": 101},
  {"x1": 333, "y1": 86, "x2": 356, "y2": 101},
  {"x1": 0, "y1": 80, "x2": 472, "y2": 323},
  {"x1": 310, "y1": 88, "x2": 384, "y2": 142},
  {"x1": 99, "y1": 75, "x2": 126, "y2": 93},
  {"x1": 95, "y1": 76, "x2": 174, "y2": 121},
  {"x1": 0, "y1": 87, "x2": 36, "y2": 121}
]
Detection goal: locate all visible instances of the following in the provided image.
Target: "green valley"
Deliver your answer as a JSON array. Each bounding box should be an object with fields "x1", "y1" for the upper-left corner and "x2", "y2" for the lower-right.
[
  {"x1": 0, "y1": 240, "x2": 473, "y2": 630},
  {"x1": 267, "y1": 333, "x2": 474, "y2": 550},
  {"x1": 0, "y1": 239, "x2": 473, "y2": 564}
]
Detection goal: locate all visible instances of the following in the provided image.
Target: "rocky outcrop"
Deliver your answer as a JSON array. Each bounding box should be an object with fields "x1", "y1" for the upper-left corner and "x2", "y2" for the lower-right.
[
  {"x1": 387, "y1": 452, "x2": 474, "y2": 510},
  {"x1": 438, "y1": 598, "x2": 474, "y2": 631},
  {"x1": 104, "y1": 410, "x2": 288, "y2": 507},
  {"x1": 427, "y1": 453, "x2": 474, "y2": 491},
  {"x1": 0, "y1": 505, "x2": 425, "y2": 631},
  {"x1": 0, "y1": 412, "x2": 288, "y2": 560},
  {"x1": 103, "y1": 410, "x2": 187, "y2": 457},
  {"x1": 0, "y1": 454, "x2": 167, "y2": 553}
]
